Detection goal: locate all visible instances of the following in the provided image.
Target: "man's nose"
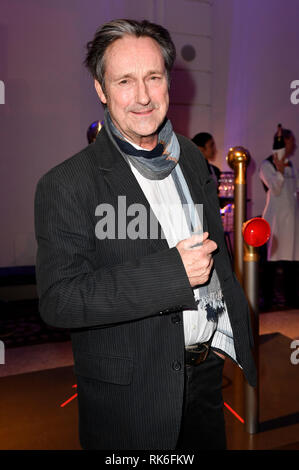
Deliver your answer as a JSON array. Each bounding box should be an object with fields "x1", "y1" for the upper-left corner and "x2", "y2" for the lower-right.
[{"x1": 136, "y1": 80, "x2": 150, "y2": 105}]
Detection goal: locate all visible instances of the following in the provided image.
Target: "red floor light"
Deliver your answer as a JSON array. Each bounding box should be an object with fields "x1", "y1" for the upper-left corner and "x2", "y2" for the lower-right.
[
  {"x1": 60, "y1": 393, "x2": 78, "y2": 408},
  {"x1": 60, "y1": 384, "x2": 78, "y2": 407},
  {"x1": 224, "y1": 401, "x2": 245, "y2": 424},
  {"x1": 60, "y1": 386, "x2": 244, "y2": 424}
]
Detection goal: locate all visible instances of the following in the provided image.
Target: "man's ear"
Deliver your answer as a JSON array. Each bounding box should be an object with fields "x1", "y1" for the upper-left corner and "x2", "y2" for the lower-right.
[{"x1": 94, "y1": 79, "x2": 107, "y2": 104}]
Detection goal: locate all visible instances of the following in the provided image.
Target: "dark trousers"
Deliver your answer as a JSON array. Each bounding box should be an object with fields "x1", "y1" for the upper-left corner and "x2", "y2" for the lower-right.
[{"x1": 175, "y1": 348, "x2": 226, "y2": 450}]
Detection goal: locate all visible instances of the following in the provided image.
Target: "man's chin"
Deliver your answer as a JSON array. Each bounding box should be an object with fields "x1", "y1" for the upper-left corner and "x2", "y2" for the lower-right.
[
  {"x1": 130, "y1": 125, "x2": 160, "y2": 139},
  {"x1": 136, "y1": 117, "x2": 168, "y2": 135}
]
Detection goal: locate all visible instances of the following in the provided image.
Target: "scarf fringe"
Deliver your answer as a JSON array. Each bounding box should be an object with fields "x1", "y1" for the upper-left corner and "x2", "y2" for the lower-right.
[{"x1": 197, "y1": 291, "x2": 225, "y2": 322}]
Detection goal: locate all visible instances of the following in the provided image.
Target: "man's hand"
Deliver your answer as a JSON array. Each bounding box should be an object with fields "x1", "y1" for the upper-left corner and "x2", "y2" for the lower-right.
[
  {"x1": 175, "y1": 232, "x2": 217, "y2": 288},
  {"x1": 273, "y1": 152, "x2": 288, "y2": 174}
]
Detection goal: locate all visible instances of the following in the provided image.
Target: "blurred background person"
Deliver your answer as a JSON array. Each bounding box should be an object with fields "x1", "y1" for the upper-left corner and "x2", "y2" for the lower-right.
[
  {"x1": 86, "y1": 120, "x2": 102, "y2": 144},
  {"x1": 259, "y1": 124, "x2": 299, "y2": 309},
  {"x1": 192, "y1": 132, "x2": 221, "y2": 189}
]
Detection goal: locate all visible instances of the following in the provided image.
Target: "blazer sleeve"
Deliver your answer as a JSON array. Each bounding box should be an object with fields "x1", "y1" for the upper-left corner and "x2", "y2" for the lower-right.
[{"x1": 34, "y1": 173, "x2": 197, "y2": 329}]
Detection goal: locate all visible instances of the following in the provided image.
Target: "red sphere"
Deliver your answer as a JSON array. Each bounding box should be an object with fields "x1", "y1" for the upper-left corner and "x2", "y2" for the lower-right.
[{"x1": 242, "y1": 217, "x2": 271, "y2": 247}]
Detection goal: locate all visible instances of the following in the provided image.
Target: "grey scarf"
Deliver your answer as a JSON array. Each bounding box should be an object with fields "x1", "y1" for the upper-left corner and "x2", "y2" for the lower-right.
[
  {"x1": 104, "y1": 109, "x2": 180, "y2": 180},
  {"x1": 104, "y1": 110, "x2": 225, "y2": 322}
]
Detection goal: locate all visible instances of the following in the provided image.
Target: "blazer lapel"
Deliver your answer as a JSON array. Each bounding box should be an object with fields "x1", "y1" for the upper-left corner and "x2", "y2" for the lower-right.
[
  {"x1": 177, "y1": 136, "x2": 233, "y2": 281},
  {"x1": 93, "y1": 128, "x2": 221, "y2": 254},
  {"x1": 94, "y1": 129, "x2": 169, "y2": 253}
]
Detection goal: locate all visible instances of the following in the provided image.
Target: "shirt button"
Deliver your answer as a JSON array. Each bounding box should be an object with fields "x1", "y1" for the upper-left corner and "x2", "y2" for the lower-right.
[{"x1": 172, "y1": 361, "x2": 182, "y2": 371}]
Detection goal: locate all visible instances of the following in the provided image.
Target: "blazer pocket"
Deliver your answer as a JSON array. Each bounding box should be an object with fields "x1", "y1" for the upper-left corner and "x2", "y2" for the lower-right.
[{"x1": 74, "y1": 352, "x2": 133, "y2": 385}]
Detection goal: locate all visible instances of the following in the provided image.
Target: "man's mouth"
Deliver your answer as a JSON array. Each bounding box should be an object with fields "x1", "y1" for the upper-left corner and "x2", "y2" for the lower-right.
[{"x1": 131, "y1": 109, "x2": 154, "y2": 116}]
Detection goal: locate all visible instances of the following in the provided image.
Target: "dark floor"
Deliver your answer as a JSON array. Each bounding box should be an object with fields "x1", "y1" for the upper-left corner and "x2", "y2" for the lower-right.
[
  {"x1": 223, "y1": 332, "x2": 299, "y2": 450},
  {"x1": 0, "y1": 299, "x2": 70, "y2": 348},
  {"x1": 0, "y1": 329, "x2": 298, "y2": 450},
  {"x1": 0, "y1": 365, "x2": 80, "y2": 450},
  {"x1": 0, "y1": 265, "x2": 298, "y2": 450}
]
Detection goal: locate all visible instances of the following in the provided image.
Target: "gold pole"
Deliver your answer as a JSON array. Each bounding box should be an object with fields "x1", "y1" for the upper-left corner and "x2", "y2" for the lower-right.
[
  {"x1": 226, "y1": 146, "x2": 251, "y2": 426},
  {"x1": 243, "y1": 242, "x2": 259, "y2": 434},
  {"x1": 227, "y1": 147, "x2": 251, "y2": 283},
  {"x1": 242, "y1": 216, "x2": 270, "y2": 435}
]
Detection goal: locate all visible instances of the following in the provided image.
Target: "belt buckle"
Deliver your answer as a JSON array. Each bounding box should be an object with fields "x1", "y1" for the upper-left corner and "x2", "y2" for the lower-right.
[
  {"x1": 195, "y1": 342, "x2": 209, "y2": 365},
  {"x1": 187, "y1": 342, "x2": 210, "y2": 366}
]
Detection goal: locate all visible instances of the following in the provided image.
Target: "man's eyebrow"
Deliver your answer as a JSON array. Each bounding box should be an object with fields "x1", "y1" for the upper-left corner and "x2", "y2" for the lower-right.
[
  {"x1": 114, "y1": 73, "x2": 134, "y2": 81},
  {"x1": 145, "y1": 70, "x2": 165, "y2": 76},
  {"x1": 113, "y1": 70, "x2": 165, "y2": 81}
]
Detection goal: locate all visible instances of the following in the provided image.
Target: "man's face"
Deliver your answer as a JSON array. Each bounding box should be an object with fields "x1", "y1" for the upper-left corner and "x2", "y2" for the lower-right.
[
  {"x1": 199, "y1": 138, "x2": 217, "y2": 161},
  {"x1": 285, "y1": 135, "x2": 296, "y2": 157},
  {"x1": 94, "y1": 35, "x2": 169, "y2": 149}
]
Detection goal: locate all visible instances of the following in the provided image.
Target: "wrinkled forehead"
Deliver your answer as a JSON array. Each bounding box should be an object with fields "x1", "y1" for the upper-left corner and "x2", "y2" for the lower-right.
[{"x1": 104, "y1": 35, "x2": 165, "y2": 77}]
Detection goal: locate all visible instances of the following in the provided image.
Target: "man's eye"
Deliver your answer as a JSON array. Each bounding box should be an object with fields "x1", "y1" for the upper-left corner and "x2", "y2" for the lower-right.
[
  {"x1": 119, "y1": 80, "x2": 129, "y2": 85},
  {"x1": 151, "y1": 76, "x2": 160, "y2": 80}
]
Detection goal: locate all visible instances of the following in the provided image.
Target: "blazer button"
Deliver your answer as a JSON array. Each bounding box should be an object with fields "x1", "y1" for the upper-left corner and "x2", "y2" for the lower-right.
[
  {"x1": 171, "y1": 314, "x2": 182, "y2": 324},
  {"x1": 172, "y1": 361, "x2": 182, "y2": 371}
]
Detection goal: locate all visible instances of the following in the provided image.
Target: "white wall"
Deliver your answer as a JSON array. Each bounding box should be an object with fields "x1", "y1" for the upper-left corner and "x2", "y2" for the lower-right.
[
  {"x1": 160, "y1": 0, "x2": 213, "y2": 138},
  {"x1": 212, "y1": 0, "x2": 299, "y2": 218},
  {"x1": 2, "y1": 0, "x2": 298, "y2": 266},
  {"x1": 0, "y1": 0, "x2": 213, "y2": 267}
]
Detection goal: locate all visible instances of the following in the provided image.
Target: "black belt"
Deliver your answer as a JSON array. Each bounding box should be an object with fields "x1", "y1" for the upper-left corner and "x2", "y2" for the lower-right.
[{"x1": 185, "y1": 341, "x2": 211, "y2": 366}]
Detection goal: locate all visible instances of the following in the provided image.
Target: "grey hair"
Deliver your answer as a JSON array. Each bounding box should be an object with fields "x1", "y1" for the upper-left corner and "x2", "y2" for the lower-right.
[{"x1": 84, "y1": 19, "x2": 176, "y2": 93}]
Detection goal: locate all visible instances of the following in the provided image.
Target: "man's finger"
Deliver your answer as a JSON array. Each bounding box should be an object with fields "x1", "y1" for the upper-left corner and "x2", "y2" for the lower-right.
[
  {"x1": 201, "y1": 239, "x2": 218, "y2": 254},
  {"x1": 187, "y1": 231, "x2": 209, "y2": 249}
]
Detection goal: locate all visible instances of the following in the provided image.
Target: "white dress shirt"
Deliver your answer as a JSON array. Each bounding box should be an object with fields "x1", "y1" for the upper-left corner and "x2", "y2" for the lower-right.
[{"x1": 125, "y1": 140, "x2": 239, "y2": 364}]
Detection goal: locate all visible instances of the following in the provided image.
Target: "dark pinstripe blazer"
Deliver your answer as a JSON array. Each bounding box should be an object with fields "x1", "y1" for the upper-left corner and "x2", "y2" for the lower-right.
[{"x1": 34, "y1": 127, "x2": 256, "y2": 450}]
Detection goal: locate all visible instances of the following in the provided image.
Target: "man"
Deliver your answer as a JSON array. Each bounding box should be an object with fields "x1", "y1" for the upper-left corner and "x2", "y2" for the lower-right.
[
  {"x1": 259, "y1": 125, "x2": 299, "y2": 309},
  {"x1": 34, "y1": 19, "x2": 256, "y2": 450},
  {"x1": 192, "y1": 132, "x2": 221, "y2": 189}
]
